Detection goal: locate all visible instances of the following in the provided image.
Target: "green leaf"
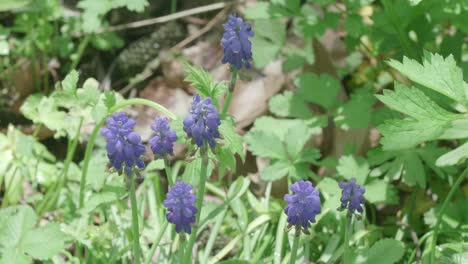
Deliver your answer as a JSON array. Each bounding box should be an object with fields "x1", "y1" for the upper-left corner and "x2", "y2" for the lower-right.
[
  {"x1": 268, "y1": 91, "x2": 311, "y2": 118},
  {"x1": 251, "y1": 19, "x2": 285, "y2": 68},
  {"x1": 402, "y1": 152, "x2": 426, "y2": 188},
  {"x1": 184, "y1": 64, "x2": 226, "y2": 106},
  {"x1": 317, "y1": 178, "x2": 341, "y2": 212},
  {"x1": 182, "y1": 157, "x2": 215, "y2": 185},
  {"x1": 337, "y1": 155, "x2": 369, "y2": 185},
  {"x1": 436, "y1": 141, "x2": 468, "y2": 167},
  {"x1": 282, "y1": 45, "x2": 314, "y2": 72},
  {"x1": 387, "y1": 53, "x2": 468, "y2": 105},
  {"x1": 440, "y1": 119, "x2": 468, "y2": 139},
  {"x1": 378, "y1": 119, "x2": 451, "y2": 150},
  {"x1": 376, "y1": 83, "x2": 458, "y2": 121},
  {"x1": 244, "y1": 2, "x2": 271, "y2": 19},
  {"x1": 295, "y1": 73, "x2": 340, "y2": 109},
  {"x1": 124, "y1": 0, "x2": 148, "y2": 12},
  {"x1": 260, "y1": 160, "x2": 291, "y2": 181},
  {"x1": 22, "y1": 223, "x2": 66, "y2": 260},
  {"x1": 0, "y1": 0, "x2": 31, "y2": 11},
  {"x1": 364, "y1": 180, "x2": 399, "y2": 204},
  {"x1": 103, "y1": 91, "x2": 117, "y2": 110},
  {"x1": 245, "y1": 130, "x2": 286, "y2": 160},
  {"x1": 334, "y1": 90, "x2": 376, "y2": 129},
  {"x1": 78, "y1": 78, "x2": 100, "y2": 106},
  {"x1": 61, "y1": 70, "x2": 79, "y2": 92},
  {"x1": 219, "y1": 121, "x2": 245, "y2": 162},
  {"x1": 284, "y1": 123, "x2": 313, "y2": 160},
  {"x1": 356, "y1": 239, "x2": 405, "y2": 264},
  {"x1": 0, "y1": 205, "x2": 65, "y2": 262}
]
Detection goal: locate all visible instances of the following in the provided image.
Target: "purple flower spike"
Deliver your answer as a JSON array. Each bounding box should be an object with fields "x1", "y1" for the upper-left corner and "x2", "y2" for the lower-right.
[
  {"x1": 183, "y1": 94, "x2": 221, "y2": 149},
  {"x1": 284, "y1": 180, "x2": 321, "y2": 230},
  {"x1": 221, "y1": 14, "x2": 254, "y2": 70},
  {"x1": 149, "y1": 117, "x2": 177, "y2": 158},
  {"x1": 338, "y1": 178, "x2": 366, "y2": 214},
  {"x1": 100, "y1": 112, "x2": 146, "y2": 176},
  {"x1": 163, "y1": 181, "x2": 198, "y2": 234}
]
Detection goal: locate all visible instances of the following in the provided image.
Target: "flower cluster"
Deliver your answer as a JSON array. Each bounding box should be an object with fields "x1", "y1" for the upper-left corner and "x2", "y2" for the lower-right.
[
  {"x1": 284, "y1": 180, "x2": 321, "y2": 230},
  {"x1": 338, "y1": 178, "x2": 366, "y2": 214},
  {"x1": 149, "y1": 117, "x2": 178, "y2": 158},
  {"x1": 221, "y1": 14, "x2": 254, "y2": 70},
  {"x1": 163, "y1": 181, "x2": 198, "y2": 234},
  {"x1": 183, "y1": 94, "x2": 221, "y2": 148},
  {"x1": 100, "y1": 112, "x2": 146, "y2": 176}
]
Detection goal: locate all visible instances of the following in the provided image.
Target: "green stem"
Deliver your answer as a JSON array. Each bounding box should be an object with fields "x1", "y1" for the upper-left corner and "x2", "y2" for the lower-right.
[
  {"x1": 203, "y1": 209, "x2": 227, "y2": 262},
  {"x1": 343, "y1": 214, "x2": 353, "y2": 264},
  {"x1": 145, "y1": 221, "x2": 169, "y2": 264},
  {"x1": 185, "y1": 152, "x2": 209, "y2": 262},
  {"x1": 32, "y1": 123, "x2": 42, "y2": 138},
  {"x1": 164, "y1": 157, "x2": 174, "y2": 186},
  {"x1": 129, "y1": 174, "x2": 141, "y2": 264},
  {"x1": 429, "y1": 167, "x2": 467, "y2": 263},
  {"x1": 221, "y1": 71, "x2": 237, "y2": 116},
  {"x1": 178, "y1": 234, "x2": 185, "y2": 262},
  {"x1": 71, "y1": 35, "x2": 90, "y2": 70},
  {"x1": 171, "y1": 0, "x2": 177, "y2": 13},
  {"x1": 78, "y1": 98, "x2": 175, "y2": 208},
  {"x1": 289, "y1": 230, "x2": 300, "y2": 264}
]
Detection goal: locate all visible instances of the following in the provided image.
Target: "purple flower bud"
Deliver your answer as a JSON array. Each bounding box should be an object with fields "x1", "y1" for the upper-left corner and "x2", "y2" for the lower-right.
[
  {"x1": 284, "y1": 180, "x2": 321, "y2": 229},
  {"x1": 100, "y1": 112, "x2": 145, "y2": 176},
  {"x1": 183, "y1": 94, "x2": 221, "y2": 148},
  {"x1": 338, "y1": 178, "x2": 365, "y2": 214},
  {"x1": 221, "y1": 14, "x2": 254, "y2": 70},
  {"x1": 149, "y1": 117, "x2": 177, "y2": 158},
  {"x1": 163, "y1": 181, "x2": 198, "y2": 234}
]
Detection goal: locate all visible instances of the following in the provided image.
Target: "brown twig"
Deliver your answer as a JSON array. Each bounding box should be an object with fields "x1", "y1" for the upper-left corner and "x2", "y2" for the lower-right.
[
  {"x1": 172, "y1": 7, "x2": 229, "y2": 51},
  {"x1": 74, "y1": 2, "x2": 230, "y2": 37}
]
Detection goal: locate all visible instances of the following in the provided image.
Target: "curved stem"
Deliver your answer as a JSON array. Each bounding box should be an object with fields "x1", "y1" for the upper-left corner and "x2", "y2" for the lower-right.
[
  {"x1": 78, "y1": 98, "x2": 175, "y2": 208},
  {"x1": 429, "y1": 167, "x2": 467, "y2": 263},
  {"x1": 221, "y1": 71, "x2": 237, "y2": 116},
  {"x1": 289, "y1": 230, "x2": 300, "y2": 264},
  {"x1": 343, "y1": 214, "x2": 353, "y2": 264},
  {"x1": 145, "y1": 221, "x2": 169, "y2": 264},
  {"x1": 129, "y1": 175, "x2": 141, "y2": 264},
  {"x1": 185, "y1": 153, "x2": 209, "y2": 262}
]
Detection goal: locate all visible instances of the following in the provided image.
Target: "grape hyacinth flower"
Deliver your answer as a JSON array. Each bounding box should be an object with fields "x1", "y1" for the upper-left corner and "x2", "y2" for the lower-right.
[
  {"x1": 284, "y1": 180, "x2": 321, "y2": 234},
  {"x1": 183, "y1": 94, "x2": 221, "y2": 149},
  {"x1": 338, "y1": 178, "x2": 366, "y2": 214},
  {"x1": 221, "y1": 14, "x2": 254, "y2": 70},
  {"x1": 163, "y1": 181, "x2": 198, "y2": 234},
  {"x1": 100, "y1": 112, "x2": 145, "y2": 176},
  {"x1": 149, "y1": 117, "x2": 177, "y2": 158}
]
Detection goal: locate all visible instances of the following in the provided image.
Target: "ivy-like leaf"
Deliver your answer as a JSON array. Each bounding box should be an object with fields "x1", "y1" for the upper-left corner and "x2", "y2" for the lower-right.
[{"x1": 356, "y1": 239, "x2": 405, "y2": 264}]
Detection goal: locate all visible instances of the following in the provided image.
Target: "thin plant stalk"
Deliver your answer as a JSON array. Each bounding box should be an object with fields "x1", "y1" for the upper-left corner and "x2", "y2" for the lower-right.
[
  {"x1": 78, "y1": 98, "x2": 175, "y2": 208},
  {"x1": 129, "y1": 173, "x2": 142, "y2": 264},
  {"x1": 178, "y1": 234, "x2": 186, "y2": 262},
  {"x1": 221, "y1": 70, "x2": 237, "y2": 116},
  {"x1": 164, "y1": 157, "x2": 174, "y2": 186},
  {"x1": 185, "y1": 152, "x2": 209, "y2": 262},
  {"x1": 343, "y1": 214, "x2": 353, "y2": 264},
  {"x1": 429, "y1": 167, "x2": 467, "y2": 263},
  {"x1": 289, "y1": 229, "x2": 301, "y2": 264},
  {"x1": 171, "y1": 0, "x2": 177, "y2": 13},
  {"x1": 145, "y1": 221, "x2": 169, "y2": 264}
]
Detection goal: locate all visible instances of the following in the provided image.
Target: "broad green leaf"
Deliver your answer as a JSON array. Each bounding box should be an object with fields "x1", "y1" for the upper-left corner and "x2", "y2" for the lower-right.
[
  {"x1": 288, "y1": 163, "x2": 310, "y2": 179},
  {"x1": 20, "y1": 93, "x2": 44, "y2": 122},
  {"x1": 440, "y1": 119, "x2": 468, "y2": 139},
  {"x1": 336, "y1": 155, "x2": 369, "y2": 185},
  {"x1": 61, "y1": 70, "x2": 79, "y2": 92},
  {"x1": 219, "y1": 121, "x2": 245, "y2": 161},
  {"x1": 268, "y1": 91, "x2": 312, "y2": 118},
  {"x1": 402, "y1": 152, "x2": 426, "y2": 188},
  {"x1": 22, "y1": 223, "x2": 65, "y2": 260},
  {"x1": 282, "y1": 44, "x2": 314, "y2": 72},
  {"x1": 285, "y1": 123, "x2": 313, "y2": 160},
  {"x1": 260, "y1": 160, "x2": 291, "y2": 181},
  {"x1": 251, "y1": 19, "x2": 285, "y2": 68},
  {"x1": 334, "y1": 90, "x2": 375, "y2": 129},
  {"x1": 376, "y1": 83, "x2": 458, "y2": 121},
  {"x1": 245, "y1": 130, "x2": 286, "y2": 160},
  {"x1": 387, "y1": 53, "x2": 468, "y2": 105},
  {"x1": 356, "y1": 239, "x2": 405, "y2": 264},
  {"x1": 365, "y1": 180, "x2": 399, "y2": 204},
  {"x1": 182, "y1": 157, "x2": 215, "y2": 185},
  {"x1": 0, "y1": 206, "x2": 37, "y2": 249},
  {"x1": 436, "y1": 141, "x2": 468, "y2": 166},
  {"x1": 378, "y1": 119, "x2": 450, "y2": 150},
  {"x1": 317, "y1": 178, "x2": 341, "y2": 211},
  {"x1": 295, "y1": 73, "x2": 340, "y2": 109},
  {"x1": 244, "y1": 2, "x2": 270, "y2": 19},
  {"x1": 103, "y1": 91, "x2": 117, "y2": 110},
  {"x1": 78, "y1": 78, "x2": 100, "y2": 106}
]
